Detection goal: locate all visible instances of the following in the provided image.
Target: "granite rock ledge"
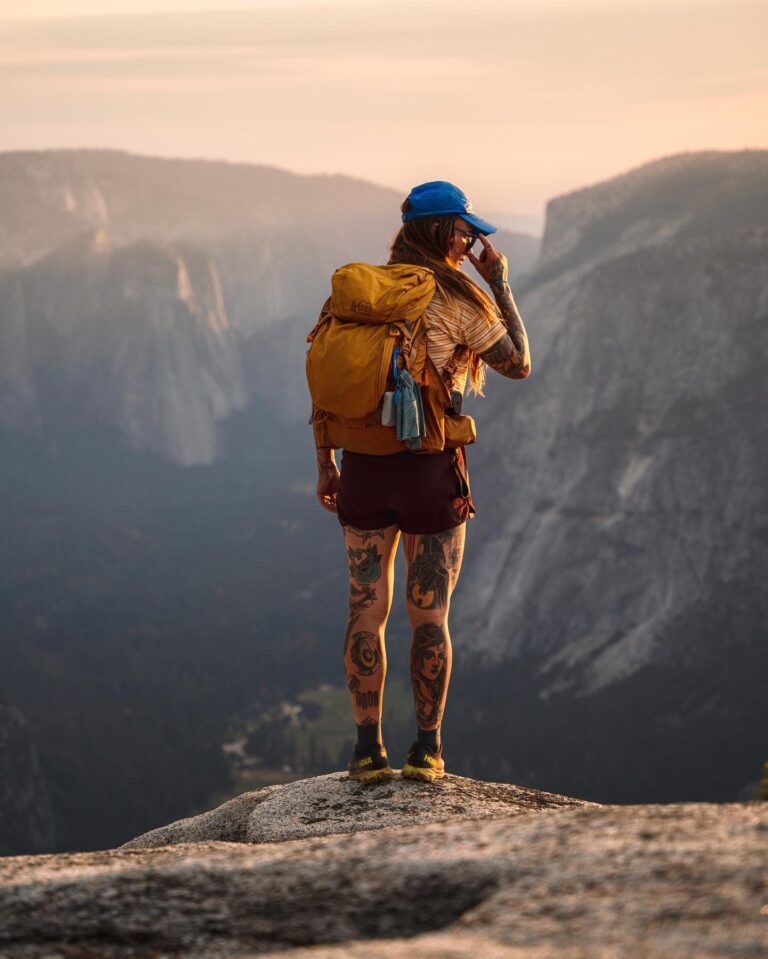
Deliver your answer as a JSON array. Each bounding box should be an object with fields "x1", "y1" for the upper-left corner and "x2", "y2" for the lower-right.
[
  {"x1": 0, "y1": 773, "x2": 766, "y2": 959},
  {"x1": 122, "y1": 769, "x2": 587, "y2": 848}
]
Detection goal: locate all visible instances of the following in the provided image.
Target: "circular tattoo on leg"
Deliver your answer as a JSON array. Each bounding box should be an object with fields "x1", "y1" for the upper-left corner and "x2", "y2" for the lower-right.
[{"x1": 350, "y1": 631, "x2": 380, "y2": 675}]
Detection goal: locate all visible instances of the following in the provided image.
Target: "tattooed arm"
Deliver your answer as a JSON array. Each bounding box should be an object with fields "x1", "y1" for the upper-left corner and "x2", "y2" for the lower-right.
[
  {"x1": 484, "y1": 284, "x2": 530, "y2": 379},
  {"x1": 467, "y1": 235, "x2": 531, "y2": 379}
]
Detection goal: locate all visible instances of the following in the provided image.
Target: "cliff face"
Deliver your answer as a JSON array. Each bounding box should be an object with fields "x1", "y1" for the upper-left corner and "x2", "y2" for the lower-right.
[
  {"x1": 441, "y1": 151, "x2": 768, "y2": 803},
  {"x1": 462, "y1": 226, "x2": 768, "y2": 693},
  {"x1": 0, "y1": 150, "x2": 397, "y2": 272},
  {"x1": 0, "y1": 703, "x2": 55, "y2": 855},
  {"x1": 1, "y1": 233, "x2": 247, "y2": 464},
  {"x1": 0, "y1": 151, "x2": 397, "y2": 463},
  {"x1": 0, "y1": 149, "x2": 539, "y2": 463}
]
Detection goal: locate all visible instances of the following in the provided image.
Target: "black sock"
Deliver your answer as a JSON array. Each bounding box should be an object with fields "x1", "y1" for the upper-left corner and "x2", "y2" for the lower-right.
[
  {"x1": 417, "y1": 726, "x2": 441, "y2": 751},
  {"x1": 356, "y1": 722, "x2": 381, "y2": 750}
]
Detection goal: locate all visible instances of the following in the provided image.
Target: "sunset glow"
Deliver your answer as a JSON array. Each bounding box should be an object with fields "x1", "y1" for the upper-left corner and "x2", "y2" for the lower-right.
[{"x1": 1, "y1": 0, "x2": 766, "y2": 227}]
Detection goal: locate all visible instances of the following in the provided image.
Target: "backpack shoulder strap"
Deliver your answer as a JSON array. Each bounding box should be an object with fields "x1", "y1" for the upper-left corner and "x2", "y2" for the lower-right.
[
  {"x1": 399, "y1": 314, "x2": 426, "y2": 357},
  {"x1": 440, "y1": 343, "x2": 470, "y2": 387}
]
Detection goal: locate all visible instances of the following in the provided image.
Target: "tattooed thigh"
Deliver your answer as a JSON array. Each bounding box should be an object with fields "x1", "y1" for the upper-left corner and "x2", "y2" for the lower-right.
[
  {"x1": 404, "y1": 524, "x2": 466, "y2": 612},
  {"x1": 343, "y1": 522, "x2": 400, "y2": 621}
]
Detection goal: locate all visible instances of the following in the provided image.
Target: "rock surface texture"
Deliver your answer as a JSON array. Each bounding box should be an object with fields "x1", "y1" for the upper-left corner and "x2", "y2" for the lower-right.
[
  {"x1": 1, "y1": 774, "x2": 766, "y2": 959},
  {"x1": 122, "y1": 771, "x2": 587, "y2": 848}
]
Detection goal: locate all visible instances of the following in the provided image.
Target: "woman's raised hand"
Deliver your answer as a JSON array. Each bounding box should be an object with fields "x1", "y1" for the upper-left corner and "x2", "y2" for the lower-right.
[{"x1": 466, "y1": 234, "x2": 509, "y2": 288}]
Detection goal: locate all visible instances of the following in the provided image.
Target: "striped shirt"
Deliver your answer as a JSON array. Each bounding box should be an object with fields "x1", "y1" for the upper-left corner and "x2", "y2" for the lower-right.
[{"x1": 424, "y1": 287, "x2": 508, "y2": 393}]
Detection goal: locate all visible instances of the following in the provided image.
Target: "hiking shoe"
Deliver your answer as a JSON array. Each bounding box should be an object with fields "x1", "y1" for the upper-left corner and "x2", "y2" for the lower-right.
[
  {"x1": 401, "y1": 741, "x2": 445, "y2": 783},
  {"x1": 348, "y1": 743, "x2": 394, "y2": 784}
]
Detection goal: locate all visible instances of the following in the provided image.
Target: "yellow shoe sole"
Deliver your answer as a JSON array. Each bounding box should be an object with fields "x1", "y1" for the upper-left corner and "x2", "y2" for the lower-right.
[
  {"x1": 348, "y1": 765, "x2": 394, "y2": 784},
  {"x1": 401, "y1": 762, "x2": 445, "y2": 783}
]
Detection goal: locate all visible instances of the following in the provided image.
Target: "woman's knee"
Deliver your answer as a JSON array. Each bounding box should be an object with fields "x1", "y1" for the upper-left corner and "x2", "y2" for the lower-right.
[
  {"x1": 405, "y1": 599, "x2": 449, "y2": 632},
  {"x1": 347, "y1": 591, "x2": 392, "y2": 631}
]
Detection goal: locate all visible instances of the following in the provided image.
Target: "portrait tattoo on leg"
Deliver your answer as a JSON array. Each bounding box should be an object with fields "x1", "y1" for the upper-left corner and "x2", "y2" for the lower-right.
[
  {"x1": 349, "y1": 630, "x2": 380, "y2": 676},
  {"x1": 410, "y1": 622, "x2": 447, "y2": 728},
  {"x1": 407, "y1": 532, "x2": 453, "y2": 609}
]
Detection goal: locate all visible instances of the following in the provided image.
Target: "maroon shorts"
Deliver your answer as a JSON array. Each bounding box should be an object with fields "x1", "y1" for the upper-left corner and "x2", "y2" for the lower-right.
[{"x1": 336, "y1": 447, "x2": 475, "y2": 535}]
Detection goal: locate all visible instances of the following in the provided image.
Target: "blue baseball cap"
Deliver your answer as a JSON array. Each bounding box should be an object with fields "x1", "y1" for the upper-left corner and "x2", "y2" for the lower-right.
[{"x1": 402, "y1": 180, "x2": 497, "y2": 235}]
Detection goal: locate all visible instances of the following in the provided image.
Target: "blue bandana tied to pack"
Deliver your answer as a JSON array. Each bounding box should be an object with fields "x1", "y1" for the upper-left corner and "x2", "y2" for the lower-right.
[{"x1": 392, "y1": 348, "x2": 425, "y2": 450}]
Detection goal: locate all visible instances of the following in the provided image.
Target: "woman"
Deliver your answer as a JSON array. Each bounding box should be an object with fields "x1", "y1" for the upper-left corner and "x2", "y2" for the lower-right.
[{"x1": 315, "y1": 181, "x2": 531, "y2": 783}]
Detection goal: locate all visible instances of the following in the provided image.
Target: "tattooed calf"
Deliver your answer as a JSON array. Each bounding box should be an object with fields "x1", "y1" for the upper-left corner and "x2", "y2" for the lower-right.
[
  {"x1": 349, "y1": 630, "x2": 380, "y2": 675},
  {"x1": 410, "y1": 622, "x2": 447, "y2": 729},
  {"x1": 355, "y1": 690, "x2": 380, "y2": 709}
]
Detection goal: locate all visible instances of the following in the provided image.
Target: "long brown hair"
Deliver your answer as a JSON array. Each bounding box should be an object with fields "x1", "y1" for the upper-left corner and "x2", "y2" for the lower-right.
[{"x1": 388, "y1": 202, "x2": 498, "y2": 395}]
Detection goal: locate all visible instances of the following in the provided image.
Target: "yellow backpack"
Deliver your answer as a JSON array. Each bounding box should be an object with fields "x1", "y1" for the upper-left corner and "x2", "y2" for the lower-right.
[{"x1": 306, "y1": 262, "x2": 476, "y2": 454}]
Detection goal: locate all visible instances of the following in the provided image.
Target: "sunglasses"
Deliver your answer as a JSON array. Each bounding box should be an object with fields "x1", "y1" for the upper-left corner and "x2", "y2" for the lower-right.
[{"x1": 453, "y1": 227, "x2": 480, "y2": 251}]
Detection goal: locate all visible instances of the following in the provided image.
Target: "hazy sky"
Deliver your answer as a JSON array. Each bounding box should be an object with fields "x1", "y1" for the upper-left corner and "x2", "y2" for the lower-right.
[{"x1": 1, "y1": 0, "x2": 765, "y2": 229}]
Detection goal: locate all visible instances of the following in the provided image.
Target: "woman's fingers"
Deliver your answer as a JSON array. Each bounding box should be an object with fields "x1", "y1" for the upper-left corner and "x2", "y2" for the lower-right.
[
  {"x1": 478, "y1": 233, "x2": 496, "y2": 254},
  {"x1": 479, "y1": 235, "x2": 501, "y2": 264},
  {"x1": 468, "y1": 235, "x2": 503, "y2": 281},
  {"x1": 317, "y1": 471, "x2": 339, "y2": 512}
]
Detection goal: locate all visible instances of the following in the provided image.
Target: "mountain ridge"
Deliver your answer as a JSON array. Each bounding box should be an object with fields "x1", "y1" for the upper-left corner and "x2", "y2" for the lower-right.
[
  {"x1": 534, "y1": 148, "x2": 768, "y2": 282},
  {"x1": 0, "y1": 147, "x2": 541, "y2": 461}
]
